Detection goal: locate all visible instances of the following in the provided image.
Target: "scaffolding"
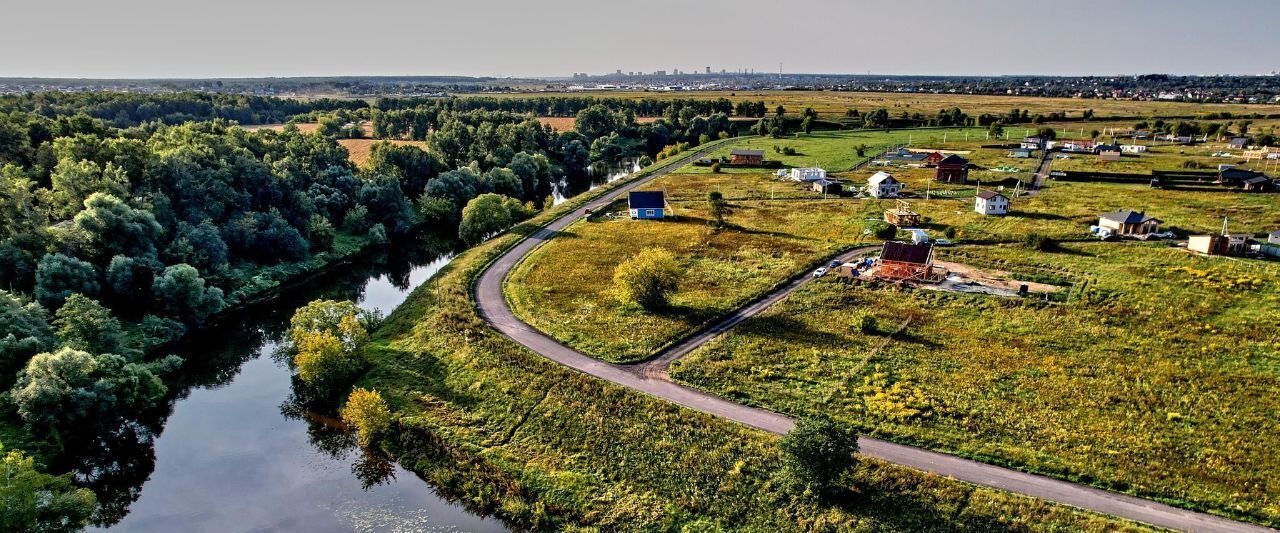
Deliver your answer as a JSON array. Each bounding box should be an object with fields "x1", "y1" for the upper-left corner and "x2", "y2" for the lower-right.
[{"x1": 884, "y1": 200, "x2": 921, "y2": 227}]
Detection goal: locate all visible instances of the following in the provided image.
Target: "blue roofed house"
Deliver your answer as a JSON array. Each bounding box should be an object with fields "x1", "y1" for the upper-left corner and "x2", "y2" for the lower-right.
[{"x1": 628, "y1": 190, "x2": 667, "y2": 219}]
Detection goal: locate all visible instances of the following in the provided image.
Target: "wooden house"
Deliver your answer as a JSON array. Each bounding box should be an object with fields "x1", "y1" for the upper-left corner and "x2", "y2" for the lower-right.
[
  {"x1": 729, "y1": 149, "x2": 765, "y2": 165},
  {"x1": 934, "y1": 154, "x2": 969, "y2": 183},
  {"x1": 876, "y1": 241, "x2": 936, "y2": 282},
  {"x1": 884, "y1": 199, "x2": 921, "y2": 226},
  {"x1": 628, "y1": 191, "x2": 667, "y2": 219},
  {"x1": 923, "y1": 152, "x2": 945, "y2": 166}
]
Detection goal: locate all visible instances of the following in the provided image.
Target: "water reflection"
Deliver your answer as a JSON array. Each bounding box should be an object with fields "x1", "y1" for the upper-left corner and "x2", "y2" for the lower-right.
[
  {"x1": 79, "y1": 241, "x2": 507, "y2": 532},
  {"x1": 553, "y1": 158, "x2": 641, "y2": 204}
]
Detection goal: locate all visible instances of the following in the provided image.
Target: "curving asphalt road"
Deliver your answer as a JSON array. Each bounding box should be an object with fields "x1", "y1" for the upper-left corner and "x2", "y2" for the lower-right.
[{"x1": 473, "y1": 146, "x2": 1274, "y2": 533}]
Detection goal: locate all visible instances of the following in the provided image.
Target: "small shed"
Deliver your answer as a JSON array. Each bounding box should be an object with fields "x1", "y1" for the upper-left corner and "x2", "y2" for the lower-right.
[
  {"x1": 812, "y1": 178, "x2": 843, "y2": 195},
  {"x1": 923, "y1": 152, "x2": 945, "y2": 166},
  {"x1": 1243, "y1": 175, "x2": 1274, "y2": 192},
  {"x1": 1098, "y1": 150, "x2": 1121, "y2": 161},
  {"x1": 1268, "y1": 229, "x2": 1280, "y2": 244},
  {"x1": 628, "y1": 191, "x2": 667, "y2": 219},
  {"x1": 975, "y1": 190, "x2": 1009, "y2": 215},
  {"x1": 730, "y1": 149, "x2": 765, "y2": 165},
  {"x1": 1229, "y1": 137, "x2": 1249, "y2": 150},
  {"x1": 1009, "y1": 148, "x2": 1033, "y2": 158},
  {"x1": 935, "y1": 154, "x2": 969, "y2": 183},
  {"x1": 867, "y1": 171, "x2": 901, "y2": 198}
]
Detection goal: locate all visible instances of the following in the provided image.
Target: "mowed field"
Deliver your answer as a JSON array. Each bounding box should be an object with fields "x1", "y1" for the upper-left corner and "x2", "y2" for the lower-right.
[
  {"x1": 336, "y1": 138, "x2": 428, "y2": 166},
  {"x1": 464, "y1": 90, "x2": 1280, "y2": 120},
  {"x1": 670, "y1": 242, "x2": 1280, "y2": 526}
]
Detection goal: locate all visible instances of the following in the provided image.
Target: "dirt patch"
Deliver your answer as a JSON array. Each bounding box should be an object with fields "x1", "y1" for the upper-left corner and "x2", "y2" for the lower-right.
[{"x1": 337, "y1": 139, "x2": 429, "y2": 166}]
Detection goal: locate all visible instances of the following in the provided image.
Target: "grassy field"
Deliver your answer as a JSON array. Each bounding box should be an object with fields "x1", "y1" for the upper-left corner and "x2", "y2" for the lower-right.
[
  {"x1": 361, "y1": 190, "x2": 1153, "y2": 530},
  {"x1": 506, "y1": 194, "x2": 879, "y2": 362},
  {"x1": 507, "y1": 127, "x2": 1280, "y2": 363},
  {"x1": 463, "y1": 90, "x2": 1280, "y2": 120},
  {"x1": 669, "y1": 242, "x2": 1280, "y2": 526}
]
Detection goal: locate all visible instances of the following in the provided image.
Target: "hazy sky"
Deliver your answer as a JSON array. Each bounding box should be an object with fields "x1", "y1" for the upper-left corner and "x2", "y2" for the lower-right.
[{"x1": 3, "y1": 0, "x2": 1278, "y2": 78}]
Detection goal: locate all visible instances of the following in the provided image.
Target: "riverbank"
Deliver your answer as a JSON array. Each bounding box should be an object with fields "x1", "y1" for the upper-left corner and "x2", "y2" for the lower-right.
[{"x1": 360, "y1": 144, "x2": 1150, "y2": 531}]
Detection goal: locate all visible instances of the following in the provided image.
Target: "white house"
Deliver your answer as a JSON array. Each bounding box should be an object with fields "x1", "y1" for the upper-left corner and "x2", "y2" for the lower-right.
[
  {"x1": 1021, "y1": 137, "x2": 1045, "y2": 150},
  {"x1": 974, "y1": 190, "x2": 1009, "y2": 215},
  {"x1": 867, "y1": 171, "x2": 901, "y2": 198},
  {"x1": 1120, "y1": 144, "x2": 1147, "y2": 153},
  {"x1": 1269, "y1": 229, "x2": 1280, "y2": 244},
  {"x1": 789, "y1": 167, "x2": 827, "y2": 182}
]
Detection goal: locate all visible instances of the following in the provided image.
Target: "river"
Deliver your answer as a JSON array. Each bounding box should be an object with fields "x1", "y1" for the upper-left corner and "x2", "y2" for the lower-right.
[{"x1": 89, "y1": 249, "x2": 508, "y2": 532}]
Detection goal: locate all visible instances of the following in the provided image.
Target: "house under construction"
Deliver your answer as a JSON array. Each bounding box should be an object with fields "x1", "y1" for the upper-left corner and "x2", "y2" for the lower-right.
[
  {"x1": 884, "y1": 200, "x2": 921, "y2": 227},
  {"x1": 875, "y1": 241, "x2": 941, "y2": 282}
]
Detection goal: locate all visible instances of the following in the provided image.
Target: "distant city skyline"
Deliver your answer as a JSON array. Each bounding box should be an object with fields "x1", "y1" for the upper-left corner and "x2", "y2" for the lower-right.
[{"x1": 2, "y1": 0, "x2": 1278, "y2": 79}]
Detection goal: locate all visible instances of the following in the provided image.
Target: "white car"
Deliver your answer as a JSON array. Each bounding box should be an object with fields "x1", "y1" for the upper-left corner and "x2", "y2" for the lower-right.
[{"x1": 813, "y1": 267, "x2": 828, "y2": 278}]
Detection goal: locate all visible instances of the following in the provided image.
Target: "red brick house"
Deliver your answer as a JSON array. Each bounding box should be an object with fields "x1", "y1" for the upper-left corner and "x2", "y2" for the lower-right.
[{"x1": 934, "y1": 154, "x2": 969, "y2": 183}]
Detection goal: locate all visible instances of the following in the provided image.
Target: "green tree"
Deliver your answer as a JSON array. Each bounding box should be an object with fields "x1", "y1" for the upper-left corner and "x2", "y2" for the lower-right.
[
  {"x1": 1034, "y1": 127, "x2": 1058, "y2": 140},
  {"x1": 341, "y1": 387, "x2": 393, "y2": 448},
  {"x1": 987, "y1": 122, "x2": 1005, "y2": 138},
  {"x1": 0, "y1": 290, "x2": 54, "y2": 378},
  {"x1": 611, "y1": 247, "x2": 682, "y2": 311},
  {"x1": 0, "y1": 444, "x2": 96, "y2": 532},
  {"x1": 307, "y1": 214, "x2": 335, "y2": 252},
  {"x1": 10, "y1": 347, "x2": 174, "y2": 432},
  {"x1": 65, "y1": 193, "x2": 163, "y2": 263},
  {"x1": 780, "y1": 415, "x2": 860, "y2": 499},
  {"x1": 287, "y1": 299, "x2": 378, "y2": 400},
  {"x1": 458, "y1": 193, "x2": 532, "y2": 245},
  {"x1": 34, "y1": 253, "x2": 99, "y2": 309},
  {"x1": 53, "y1": 294, "x2": 128, "y2": 356},
  {"x1": 706, "y1": 191, "x2": 727, "y2": 229},
  {"x1": 151, "y1": 264, "x2": 225, "y2": 324}
]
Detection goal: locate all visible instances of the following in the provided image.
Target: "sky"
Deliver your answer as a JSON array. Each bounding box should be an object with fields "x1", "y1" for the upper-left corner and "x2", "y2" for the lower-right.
[{"x1": 3, "y1": 0, "x2": 1278, "y2": 79}]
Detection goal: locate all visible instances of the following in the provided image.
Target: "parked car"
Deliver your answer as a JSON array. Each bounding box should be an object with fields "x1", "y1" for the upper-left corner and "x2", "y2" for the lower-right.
[
  {"x1": 828, "y1": 260, "x2": 841, "y2": 268},
  {"x1": 813, "y1": 267, "x2": 828, "y2": 278}
]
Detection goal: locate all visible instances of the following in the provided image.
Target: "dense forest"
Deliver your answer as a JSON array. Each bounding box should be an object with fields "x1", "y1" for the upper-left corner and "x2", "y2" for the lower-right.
[{"x1": 0, "y1": 91, "x2": 758, "y2": 530}]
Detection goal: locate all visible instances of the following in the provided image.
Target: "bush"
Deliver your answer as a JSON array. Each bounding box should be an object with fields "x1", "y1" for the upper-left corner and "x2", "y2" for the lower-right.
[
  {"x1": 710, "y1": 162, "x2": 721, "y2": 173},
  {"x1": 873, "y1": 223, "x2": 898, "y2": 240},
  {"x1": 611, "y1": 247, "x2": 683, "y2": 311},
  {"x1": 341, "y1": 387, "x2": 393, "y2": 447},
  {"x1": 1021, "y1": 232, "x2": 1057, "y2": 251},
  {"x1": 779, "y1": 415, "x2": 860, "y2": 499},
  {"x1": 859, "y1": 314, "x2": 878, "y2": 335}
]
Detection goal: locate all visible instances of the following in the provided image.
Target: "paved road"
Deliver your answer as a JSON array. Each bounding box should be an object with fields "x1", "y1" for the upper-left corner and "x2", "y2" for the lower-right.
[{"x1": 473, "y1": 146, "x2": 1274, "y2": 533}]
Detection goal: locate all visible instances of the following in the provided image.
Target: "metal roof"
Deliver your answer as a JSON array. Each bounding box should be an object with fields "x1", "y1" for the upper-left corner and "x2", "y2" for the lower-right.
[
  {"x1": 628, "y1": 190, "x2": 666, "y2": 209},
  {"x1": 730, "y1": 149, "x2": 765, "y2": 156},
  {"x1": 880, "y1": 241, "x2": 933, "y2": 265},
  {"x1": 1100, "y1": 210, "x2": 1157, "y2": 224}
]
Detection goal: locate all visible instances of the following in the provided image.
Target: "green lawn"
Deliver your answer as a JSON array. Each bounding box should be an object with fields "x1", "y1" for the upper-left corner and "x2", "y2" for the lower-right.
[{"x1": 670, "y1": 242, "x2": 1280, "y2": 527}]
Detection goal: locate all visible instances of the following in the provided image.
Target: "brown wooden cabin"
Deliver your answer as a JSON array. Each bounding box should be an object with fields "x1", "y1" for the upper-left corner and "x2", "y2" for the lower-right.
[
  {"x1": 877, "y1": 241, "x2": 936, "y2": 281},
  {"x1": 934, "y1": 154, "x2": 969, "y2": 183},
  {"x1": 729, "y1": 149, "x2": 765, "y2": 165}
]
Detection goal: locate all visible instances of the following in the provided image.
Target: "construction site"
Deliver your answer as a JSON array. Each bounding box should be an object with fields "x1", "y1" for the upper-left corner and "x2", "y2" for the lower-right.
[{"x1": 839, "y1": 241, "x2": 1059, "y2": 297}]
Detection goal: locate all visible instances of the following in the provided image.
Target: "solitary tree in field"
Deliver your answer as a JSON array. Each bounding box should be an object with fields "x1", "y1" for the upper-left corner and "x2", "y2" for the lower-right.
[
  {"x1": 706, "y1": 191, "x2": 727, "y2": 229},
  {"x1": 611, "y1": 247, "x2": 683, "y2": 311},
  {"x1": 780, "y1": 415, "x2": 860, "y2": 500}
]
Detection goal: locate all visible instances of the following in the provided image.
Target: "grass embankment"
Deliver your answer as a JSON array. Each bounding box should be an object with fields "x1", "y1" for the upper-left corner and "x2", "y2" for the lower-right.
[
  {"x1": 361, "y1": 218, "x2": 1152, "y2": 531},
  {"x1": 671, "y1": 242, "x2": 1280, "y2": 526}
]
